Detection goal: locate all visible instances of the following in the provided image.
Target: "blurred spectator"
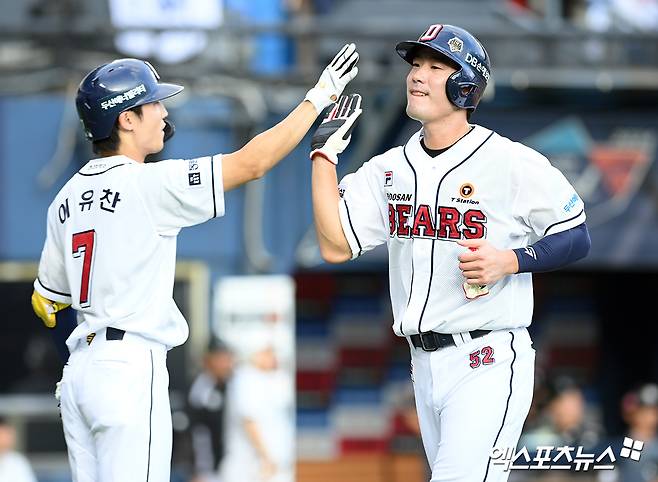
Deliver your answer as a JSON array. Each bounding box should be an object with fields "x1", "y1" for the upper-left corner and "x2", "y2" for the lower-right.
[
  {"x1": 174, "y1": 338, "x2": 234, "y2": 482},
  {"x1": 0, "y1": 417, "x2": 37, "y2": 482},
  {"x1": 584, "y1": 0, "x2": 658, "y2": 32},
  {"x1": 514, "y1": 0, "x2": 589, "y2": 24},
  {"x1": 219, "y1": 336, "x2": 294, "y2": 482},
  {"x1": 520, "y1": 375, "x2": 602, "y2": 453},
  {"x1": 109, "y1": 0, "x2": 223, "y2": 64},
  {"x1": 601, "y1": 384, "x2": 658, "y2": 482}
]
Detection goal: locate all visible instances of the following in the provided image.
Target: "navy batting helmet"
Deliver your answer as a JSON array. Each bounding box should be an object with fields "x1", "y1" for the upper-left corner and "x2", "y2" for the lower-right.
[
  {"x1": 76, "y1": 58, "x2": 184, "y2": 142},
  {"x1": 396, "y1": 24, "x2": 491, "y2": 111}
]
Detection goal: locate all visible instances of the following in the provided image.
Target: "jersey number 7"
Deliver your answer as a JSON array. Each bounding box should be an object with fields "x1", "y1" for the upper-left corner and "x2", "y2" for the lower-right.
[{"x1": 72, "y1": 230, "x2": 96, "y2": 308}]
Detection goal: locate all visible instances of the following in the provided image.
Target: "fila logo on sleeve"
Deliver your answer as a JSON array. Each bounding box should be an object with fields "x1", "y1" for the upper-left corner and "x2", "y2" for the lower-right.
[{"x1": 385, "y1": 171, "x2": 393, "y2": 187}]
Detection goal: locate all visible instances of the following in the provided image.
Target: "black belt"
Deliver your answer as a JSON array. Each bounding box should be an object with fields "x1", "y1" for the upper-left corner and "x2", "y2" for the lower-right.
[
  {"x1": 106, "y1": 327, "x2": 125, "y2": 340},
  {"x1": 85, "y1": 327, "x2": 125, "y2": 346},
  {"x1": 410, "y1": 329, "x2": 491, "y2": 352}
]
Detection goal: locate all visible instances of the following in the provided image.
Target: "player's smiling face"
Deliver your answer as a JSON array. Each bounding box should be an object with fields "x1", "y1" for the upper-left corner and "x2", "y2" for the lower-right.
[
  {"x1": 133, "y1": 101, "x2": 169, "y2": 155},
  {"x1": 405, "y1": 48, "x2": 459, "y2": 123}
]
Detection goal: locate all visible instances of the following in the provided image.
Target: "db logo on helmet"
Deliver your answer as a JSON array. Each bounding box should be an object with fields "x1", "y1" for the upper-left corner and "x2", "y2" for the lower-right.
[{"x1": 465, "y1": 52, "x2": 490, "y2": 82}]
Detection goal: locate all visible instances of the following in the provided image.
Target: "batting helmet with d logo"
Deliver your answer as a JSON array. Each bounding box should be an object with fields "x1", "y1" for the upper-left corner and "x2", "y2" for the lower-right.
[{"x1": 396, "y1": 24, "x2": 491, "y2": 112}]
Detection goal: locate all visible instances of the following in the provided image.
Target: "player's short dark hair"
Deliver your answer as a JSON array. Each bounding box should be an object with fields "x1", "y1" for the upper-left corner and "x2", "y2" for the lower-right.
[
  {"x1": 207, "y1": 337, "x2": 231, "y2": 354},
  {"x1": 92, "y1": 105, "x2": 143, "y2": 156}
]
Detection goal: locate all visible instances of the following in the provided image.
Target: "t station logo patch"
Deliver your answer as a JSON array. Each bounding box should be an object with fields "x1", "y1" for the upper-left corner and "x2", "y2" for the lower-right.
[{"x1": 460, "y1": 183, "x2": 475, "y2": 198}]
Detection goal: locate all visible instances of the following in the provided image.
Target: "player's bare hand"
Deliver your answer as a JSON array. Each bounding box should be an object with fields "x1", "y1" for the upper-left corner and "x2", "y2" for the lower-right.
[
  {"x1": 457, "y1": 238, "x2": 519, "y2": 285},
  {"x1": 305, "y1": 43, "x2": 359, "y2": 114},
  {"x1": 310, "y1": 93, "x2": 362, "y2": 165}
]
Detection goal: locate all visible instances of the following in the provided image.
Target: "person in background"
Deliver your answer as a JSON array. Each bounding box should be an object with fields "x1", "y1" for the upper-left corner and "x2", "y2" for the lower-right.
[
  {"x1": 219, "y1": 335, "x2": 294, "y2": 482},
  {"x1": 519, "y1": 375, "x2": 602, "y2": 454},
  {"x1": 600, "y1": 383, "x2": 658, "y2": 482},
  {"x1": 0, "y1": 417, "x2": 37, "y2": 482},
  {"x1": 184, "y1": 338, "x2": 235, "y2": 482}
]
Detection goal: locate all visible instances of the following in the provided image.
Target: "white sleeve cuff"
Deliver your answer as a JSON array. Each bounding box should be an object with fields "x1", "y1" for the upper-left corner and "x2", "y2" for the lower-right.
[
  {"x1": 210, "y1": 155, "x2": 226, "y2": 218},
  {"x1": 34, "y1": 278, "x2": 72, "y2": 304},
  {"x1": 544, "y1": 209, "x2": 586, "y2": 236}
]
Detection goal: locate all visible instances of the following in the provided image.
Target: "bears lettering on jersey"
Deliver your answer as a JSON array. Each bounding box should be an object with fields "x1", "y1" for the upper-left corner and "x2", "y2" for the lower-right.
[{"x1": 388, "y1": 202, "x2": 487, "y2": 240}]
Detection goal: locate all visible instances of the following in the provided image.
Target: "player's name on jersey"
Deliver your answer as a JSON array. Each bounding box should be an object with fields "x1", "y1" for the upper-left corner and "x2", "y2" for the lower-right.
[
  {"x1": 388, "y1": 201, "x2": 486, "y2": 240},
  {"x1": 58, "y1": 188, "x2": 122, "y2": 224}
]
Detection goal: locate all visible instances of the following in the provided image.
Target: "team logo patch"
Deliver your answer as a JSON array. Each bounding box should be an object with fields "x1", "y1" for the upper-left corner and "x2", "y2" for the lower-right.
[
  {"x1": 189, "y1": 172, "x2": 201, "y2": 186},
  {"x1": 460, "y1": 183, "x2": 475, "y2": 198},
  {"x1": 448, "y1": 37, "x2": 464, "y2": 53},
  {"x1": 384, "y1": 171, "x2": 393, "y2": 187}
]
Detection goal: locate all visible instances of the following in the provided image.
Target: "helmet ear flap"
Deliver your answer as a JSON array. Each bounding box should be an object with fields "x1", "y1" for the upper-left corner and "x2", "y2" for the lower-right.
[
  {"x1": 445, "y1": 70, "x2": 480, "y2": 111},
  {"x1": 460, "y1": 85, "x2": 475, "y2": 96},
  {"x1": 445, "y1": 70, "x2": 466, "y2": 110}
]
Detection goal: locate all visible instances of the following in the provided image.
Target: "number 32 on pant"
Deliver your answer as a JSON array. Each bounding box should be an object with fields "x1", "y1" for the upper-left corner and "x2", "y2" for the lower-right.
[{"x1": 469, "y1": 346, "x2": 495, "y2": 369}]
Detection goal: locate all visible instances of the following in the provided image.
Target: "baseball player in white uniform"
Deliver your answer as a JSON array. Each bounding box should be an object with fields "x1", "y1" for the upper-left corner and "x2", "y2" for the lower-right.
[
  {"x1": 220, "y1": 339, "x2": 294, "y2": 482},
  {"x1": 310, "y1": 25, "x2": 591, "y2": 481},
  {"x1": 31, "y1": 45, "x2": 359, "y2": 482}
]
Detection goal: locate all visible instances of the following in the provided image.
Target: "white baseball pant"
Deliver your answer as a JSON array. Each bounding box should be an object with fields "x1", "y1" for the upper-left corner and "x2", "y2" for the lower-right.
[
  {"x1": 59, "y1": 329, "x2": 172, "y2": 482},
  {"x1": 410, "y1": 327, "x2": 535, "y2": 482}
]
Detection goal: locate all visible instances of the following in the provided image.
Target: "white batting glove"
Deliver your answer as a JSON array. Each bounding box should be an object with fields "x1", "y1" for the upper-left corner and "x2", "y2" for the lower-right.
[
  {"x1": 310, "y1": 94, "x2": 362, "y2": 165},
  {"x1": 305, "y1": 43, "x2": 359, "y2": 114}
]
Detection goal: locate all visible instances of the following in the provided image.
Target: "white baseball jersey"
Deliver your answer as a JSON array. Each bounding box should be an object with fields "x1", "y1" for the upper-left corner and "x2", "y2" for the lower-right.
[
  {"x1": 338, "y1": 125, "x2": 586, "y2": 336},
  {"x1": 34, "y1": 154, "x2": 225, "y2": 351}
]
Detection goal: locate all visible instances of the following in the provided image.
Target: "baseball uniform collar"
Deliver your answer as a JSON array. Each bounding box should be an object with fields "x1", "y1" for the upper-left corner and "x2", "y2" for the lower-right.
[
  {"x1": 78, "y1": 155, "x2": 137, "y2": 176},
  {"x1": 406, "y1": 125, "x2": 493, "y2": 166}
]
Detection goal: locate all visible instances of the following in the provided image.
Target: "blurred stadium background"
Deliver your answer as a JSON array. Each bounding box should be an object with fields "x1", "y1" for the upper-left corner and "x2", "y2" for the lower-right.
[{"x1": 1, "y1": 0, "x2": 658, "y2": 481}]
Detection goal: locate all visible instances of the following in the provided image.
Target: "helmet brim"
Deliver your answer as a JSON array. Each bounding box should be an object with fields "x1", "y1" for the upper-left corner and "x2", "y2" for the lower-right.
[
  {"x1": 141, "y1": 82, "x2": 184, "y2": 106},
  {"x1": 395, "y1": 40, "x2": 456, "y2": 68}
]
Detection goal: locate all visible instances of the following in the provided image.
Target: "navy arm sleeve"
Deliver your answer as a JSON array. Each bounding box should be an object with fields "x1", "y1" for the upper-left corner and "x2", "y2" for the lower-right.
[{"x1": 513, "y1": 223, "x2": 591, "y2": 273}]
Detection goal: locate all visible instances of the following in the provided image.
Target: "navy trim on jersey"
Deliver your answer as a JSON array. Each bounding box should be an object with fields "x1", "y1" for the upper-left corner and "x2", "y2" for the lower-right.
[
  {"x1": 344, "y1": 202, "x2": 363, "y2": 257},
  {"x1": 37, "y1": 277, "x2": 71, "y2": 297},
  {"x1": 417, "y1": 131, "x2": 494, "y2": 334},
  {"x1": 77, "y1": 163, "x2": 128, "y2": 176},
  {"x1": 146, "y1": 350, "x2": 154, "y2": 482},
  {"x1": 482, "y1": 331, "x2": 516, "y2": 482},
  {"x1": 210, "y1": 155, "x2": 217, "y2": 218},
  {"x1": 401, "y1": 142, "x2": 419, "y2": 337},
  {"x1": 543, "y1": 208, "x2": 584, "y2": 236}
]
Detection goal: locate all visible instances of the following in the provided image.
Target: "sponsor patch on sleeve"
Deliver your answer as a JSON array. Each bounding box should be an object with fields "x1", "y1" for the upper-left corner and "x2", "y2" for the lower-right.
[
  {"x1": 187, "y1": 159, "x2": 202, "y2": 186},
  {"x1": 563, "y1": 193, "x2": 580, "y2": 212}
]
